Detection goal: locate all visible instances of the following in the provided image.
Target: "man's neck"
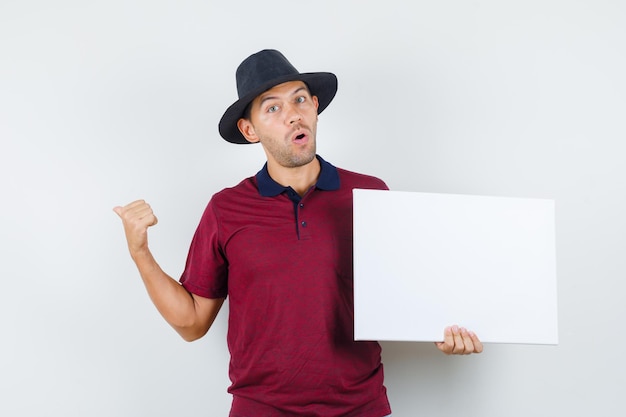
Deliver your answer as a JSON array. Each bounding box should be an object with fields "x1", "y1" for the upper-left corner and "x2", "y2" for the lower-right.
[{"x1": 267, "y1": 157, "x2": 321, "y2": 196}]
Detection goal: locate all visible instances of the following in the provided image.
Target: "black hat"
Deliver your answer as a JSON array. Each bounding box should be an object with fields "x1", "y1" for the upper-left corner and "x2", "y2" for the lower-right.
[{"x1": 218, "y1": 49, "x2": 338, "y2": 144}]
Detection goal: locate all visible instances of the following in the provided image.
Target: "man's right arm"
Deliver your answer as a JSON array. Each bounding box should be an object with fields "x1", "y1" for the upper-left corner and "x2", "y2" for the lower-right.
[{"x1": 113, "y1": 200, "x2": 224, "y2": 342}]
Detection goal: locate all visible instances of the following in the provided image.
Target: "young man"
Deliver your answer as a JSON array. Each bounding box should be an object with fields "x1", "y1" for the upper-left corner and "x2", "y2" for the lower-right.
[{"x1": 114, "y1": 49, "x2": 482, "y2": 417}]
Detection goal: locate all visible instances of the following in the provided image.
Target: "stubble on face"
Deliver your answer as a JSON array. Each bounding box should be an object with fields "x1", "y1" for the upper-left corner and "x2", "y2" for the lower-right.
[{"x1": 257, "y1": 122, "x2": 317, "y2": 169}]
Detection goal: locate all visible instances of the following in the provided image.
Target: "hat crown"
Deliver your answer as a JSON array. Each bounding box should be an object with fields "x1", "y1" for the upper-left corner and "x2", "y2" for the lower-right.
[{"x1": 236, "y1": 49, "x2": 299, "y2": 99}]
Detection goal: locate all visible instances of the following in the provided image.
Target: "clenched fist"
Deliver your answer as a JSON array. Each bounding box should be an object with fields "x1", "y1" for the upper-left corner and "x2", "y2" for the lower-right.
[{"x1": 113, "y1": 200, "x2": 158, "y2": 256}]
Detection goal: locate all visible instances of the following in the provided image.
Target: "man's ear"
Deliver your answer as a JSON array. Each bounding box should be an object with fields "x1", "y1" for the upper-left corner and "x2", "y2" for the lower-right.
[
  {"x1": 312, "y1": 96, "x2": 319, "y2": 121},
  {"x1": 237, "y1": 118, "x2": 260, "y2": 143}
]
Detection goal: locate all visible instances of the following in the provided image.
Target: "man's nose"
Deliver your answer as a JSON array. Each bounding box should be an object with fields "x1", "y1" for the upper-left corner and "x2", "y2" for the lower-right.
[{"x1": 285, "y1": 103, "x2": 302, "y2": 124}]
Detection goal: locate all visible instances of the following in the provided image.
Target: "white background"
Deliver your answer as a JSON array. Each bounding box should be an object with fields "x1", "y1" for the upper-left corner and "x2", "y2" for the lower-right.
[{"x1": 1, "y1": 1, "x2": 624, "y2": 416}]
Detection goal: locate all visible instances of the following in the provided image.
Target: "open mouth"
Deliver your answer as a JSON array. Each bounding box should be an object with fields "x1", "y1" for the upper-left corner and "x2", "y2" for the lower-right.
[{"x1": 291, "y1": 129, "x2": 308, "y2": 144}]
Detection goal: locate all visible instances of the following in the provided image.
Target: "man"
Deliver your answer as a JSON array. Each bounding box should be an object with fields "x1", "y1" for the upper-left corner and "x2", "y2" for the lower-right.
[{"x1": 114, "y1": 49, "x2": 482, "y2": 417}]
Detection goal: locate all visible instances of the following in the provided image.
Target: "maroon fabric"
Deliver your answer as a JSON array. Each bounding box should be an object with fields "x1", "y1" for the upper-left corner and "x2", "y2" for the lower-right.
[{"x1": 180, "y1": 162, "x2": 391, "y2": 417}]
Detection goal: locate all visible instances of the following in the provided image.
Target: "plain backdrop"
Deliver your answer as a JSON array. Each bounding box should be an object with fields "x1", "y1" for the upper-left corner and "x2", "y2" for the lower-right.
[{"x1": 1, "y1": 1, "x2": 624, "y2": 416}]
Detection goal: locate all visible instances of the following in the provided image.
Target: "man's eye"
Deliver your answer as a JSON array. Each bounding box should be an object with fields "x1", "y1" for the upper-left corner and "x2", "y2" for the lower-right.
[
  {"x1": 296, "y1": 96, "x2": 306, "y2": 103},
  {"x1": 268, "y1": 105, "x2": 279, "y2": 113}
]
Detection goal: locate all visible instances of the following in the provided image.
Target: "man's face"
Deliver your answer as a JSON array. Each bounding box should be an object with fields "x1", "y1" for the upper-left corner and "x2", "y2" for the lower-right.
[{"x1": 237, "y1": 81, "x2": 319, "y2": 169}]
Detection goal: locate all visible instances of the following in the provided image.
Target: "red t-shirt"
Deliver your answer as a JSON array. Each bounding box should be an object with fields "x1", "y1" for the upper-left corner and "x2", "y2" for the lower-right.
[{"x1": 180, "y1": 156, "x2": 392, "y2": 417}]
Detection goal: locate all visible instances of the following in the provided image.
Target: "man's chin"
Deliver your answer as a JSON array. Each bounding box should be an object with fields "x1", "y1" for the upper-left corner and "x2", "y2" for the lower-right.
[{"x1": 287, "y1": 151, "x2": 317, "y2": 168}]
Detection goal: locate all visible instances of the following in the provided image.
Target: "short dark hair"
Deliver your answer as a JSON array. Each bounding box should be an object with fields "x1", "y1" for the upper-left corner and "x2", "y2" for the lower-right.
[{"x1": 242, "y1": 101, "x2": 253, "y2": 121}]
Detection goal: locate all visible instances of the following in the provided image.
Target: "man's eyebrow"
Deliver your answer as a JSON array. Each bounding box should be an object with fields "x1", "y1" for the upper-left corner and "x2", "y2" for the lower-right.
[
  {"x1": 258, "y1": 94, "x2": 277, "y2": 107},
  {"x1": 258, "y1": 86, "x2": 309, "y2": 107},
  {"x1": 291, "y1": 86, "x2": 309, "y2": 96}
]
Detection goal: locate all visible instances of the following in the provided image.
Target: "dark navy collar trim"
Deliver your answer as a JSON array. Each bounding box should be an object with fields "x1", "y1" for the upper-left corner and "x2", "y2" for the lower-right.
[{"x1": 256, "y1": 155, "x2": 340, "y2": 197}]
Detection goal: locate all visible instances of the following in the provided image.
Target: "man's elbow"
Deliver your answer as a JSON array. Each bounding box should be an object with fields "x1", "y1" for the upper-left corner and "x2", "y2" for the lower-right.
[
  {"x1": 176, "y1": 325, "x2": 209, "y2": 342},
  {"x1": 170, "y1": 295, "x2": 223, "y2": 342},
  {"x1": 170, "y1": 317, "x2": 211, "y2": 342}
]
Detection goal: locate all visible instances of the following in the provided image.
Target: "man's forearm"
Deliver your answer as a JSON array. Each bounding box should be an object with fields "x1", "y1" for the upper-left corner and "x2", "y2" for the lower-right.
[{"x1": 131, "y1": 248, "x2": 204, "y2": 339}]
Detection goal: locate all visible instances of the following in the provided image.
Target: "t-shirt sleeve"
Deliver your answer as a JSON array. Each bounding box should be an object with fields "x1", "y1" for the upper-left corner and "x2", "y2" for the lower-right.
[{"x1": 179, "y1": 199, "x2": 228, "y2": 299}]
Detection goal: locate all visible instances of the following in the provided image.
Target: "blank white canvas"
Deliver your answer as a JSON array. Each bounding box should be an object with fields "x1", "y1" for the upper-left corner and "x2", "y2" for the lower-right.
[{"x1": 353, "y1": 189, "x2": 558, "y2": 345}]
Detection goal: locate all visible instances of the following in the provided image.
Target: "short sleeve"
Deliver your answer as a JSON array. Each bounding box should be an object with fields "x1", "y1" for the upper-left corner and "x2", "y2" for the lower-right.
[{"x1": 179, "y1": 199, "x2": 229, "y2": 299}]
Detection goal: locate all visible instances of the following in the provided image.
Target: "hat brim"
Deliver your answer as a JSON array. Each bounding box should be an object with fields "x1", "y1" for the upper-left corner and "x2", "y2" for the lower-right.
[{"x1": 218, "y1": 72, "x2": 337, "y2": 144}]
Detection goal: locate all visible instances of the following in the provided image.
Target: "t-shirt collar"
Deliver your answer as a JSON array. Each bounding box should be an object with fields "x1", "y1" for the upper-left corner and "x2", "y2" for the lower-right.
[{"x1": 256, "y1": 155, "x2": 340, "y2": 197}]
